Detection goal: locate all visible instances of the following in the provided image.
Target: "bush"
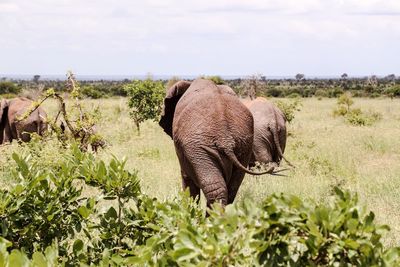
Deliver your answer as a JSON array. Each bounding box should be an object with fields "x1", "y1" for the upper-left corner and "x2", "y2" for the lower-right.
[
  {"x1": 333, "y1": 93, "x2": 382, "y2": 126},
  {"x1": 1, "y1": 145, "x2": 400, "y2": 266},
  {"x1": 315, "y1": 89, "x2": 328, "y2": 98},
  {"x1": 346, "y1": 109, "x2": 382, "y2": 126},
  {"x1": 329, "y1": 87, "x2": 344, "y2": 98},
  {"x1": 287, "y1": 92, "x2": 301, "y2": 98},
  {"x1": 0, "y1": 81, "x2": 20, "y2": 95},
  {"x1": 124, "y1": 78, "x2": 165, "y2": 134},
  {"x1": 274, "y1": 98, "x2": 302, "y2": 123},
  {"x1": 266, "y1": 87, "x2": 283, "y2": 97},
  {"x1": 81, "y1": 85, "x2": 105, "y2": 99},
  {"x1": 385, "y1": 85, "x2": 400, "y2": 98}
]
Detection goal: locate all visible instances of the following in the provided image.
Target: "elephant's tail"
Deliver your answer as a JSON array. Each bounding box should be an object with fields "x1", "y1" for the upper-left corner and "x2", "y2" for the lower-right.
[
  {"x1": 270, "y1": 120, "x2": 295, "y2": 168},
  {"x1": 201, "y1": 145, "x2": 273, "y2": 176},
  {"x1": 224, "y1": 150, "x2": 275, "y2": 175}
]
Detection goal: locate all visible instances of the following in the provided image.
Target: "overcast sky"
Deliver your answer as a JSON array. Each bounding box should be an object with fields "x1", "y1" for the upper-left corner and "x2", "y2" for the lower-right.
[{"x1": 0, "y1": 0, "x2": 399, "y2": 77}]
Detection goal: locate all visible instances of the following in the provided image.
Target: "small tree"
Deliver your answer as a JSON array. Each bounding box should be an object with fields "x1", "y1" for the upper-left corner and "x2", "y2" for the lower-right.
[
  {"x1": 242, "y1": 73, "x2": 265, "y2": 100},
  {"x1": 295, "y1": 73, "x2": 305, "y2": 81},
  {"x1": 33, "y1": 75, "x2": 41, "y2": 84},
  {"x1": 124, "y1": 78, "x2": 164, "y2": 134},
  {"x1": 337, "y1": 92, "x2": 354, "y2": 113}
]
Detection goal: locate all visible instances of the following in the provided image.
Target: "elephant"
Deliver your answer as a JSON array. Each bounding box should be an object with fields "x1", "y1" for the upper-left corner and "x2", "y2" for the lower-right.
[
  {"x1": 159, "y1": 79, "x2": 270, "y2": 208},
  {"x1": 0, "y1": 97, "x2": 48, "y2": 144},
  {"x1": 243, "y1": 97, "x2": 291, "y2": 171}
]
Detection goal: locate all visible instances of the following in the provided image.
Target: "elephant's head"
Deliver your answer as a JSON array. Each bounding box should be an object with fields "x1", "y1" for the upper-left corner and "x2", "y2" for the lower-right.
[
  {"x1": 0, "y1": 99, "x2": 9, "y2": 143},
  {"x1": 159, "y1": 80, "x2": 191, "y2": 138}
]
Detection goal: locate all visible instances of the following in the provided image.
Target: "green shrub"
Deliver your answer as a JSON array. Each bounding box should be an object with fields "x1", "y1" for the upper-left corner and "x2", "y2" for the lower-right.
[
  {"x1": 346, "y1": 109, "x2": 382, "y2": 126},
  {"x1": 329, "y1": 87, "x2": 344, "y2": 98},
  {"x1": 315, "y1": 89, "x2": 328, "y2": 98},
  {"x1": 266, "y1": 87, "x2": 283, "y2": 97},
  {"x1": 124, "y1": 78, "x2": 165, "y2": 134},
  {"x1": 333, "y1": 93, "x2": 382, "y2": 126},
  {"x1": 287, "y1": 92, "x2": 301, "y2": 98},
  {"x1": 1, "y1": 142, "x2": 399, "y2": 266},
  {"x1": 81, "y1": 85, "x2": 105, "y2": 99},
  {"x1": 385, "y1": 85, "x2": 400, "y2": 98},
  {"x1": 274, "y1": 98, "x2": 302, "y2": 123},
  {"x1": 0, "y1": 81, "x2": 21, "y2": 95}
]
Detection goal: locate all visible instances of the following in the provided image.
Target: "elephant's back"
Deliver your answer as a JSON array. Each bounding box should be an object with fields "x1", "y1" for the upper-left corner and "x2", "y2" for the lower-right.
[
  {"x1": 249, "y1": 98, "x2": 283, "y2": 123},
  {"x1": 173, "y1": 81, "x2": 253, "y2": 146}
]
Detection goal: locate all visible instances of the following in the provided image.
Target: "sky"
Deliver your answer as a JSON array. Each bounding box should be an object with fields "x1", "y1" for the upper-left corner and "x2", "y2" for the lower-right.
[{"x1": 0, "y1": 0, "x2": 399, "y2": 77}]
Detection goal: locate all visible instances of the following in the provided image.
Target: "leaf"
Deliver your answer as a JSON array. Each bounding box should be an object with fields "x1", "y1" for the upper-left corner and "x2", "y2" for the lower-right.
[
  {"x1": 73, "y1": 239, "x2": 84, "y2": 255},
  {"x1": 9, "y1": 250, "x2": 29, "y2": 267},
  {"x1": 105, "y1": 207, "x2": 118, "y2": 219},
  {"x1": 32, "y1": 252, "x2": 48, "y2": 267},
  {"x1": 78, "y1": 206, "x2": 91, "y2": 219}
]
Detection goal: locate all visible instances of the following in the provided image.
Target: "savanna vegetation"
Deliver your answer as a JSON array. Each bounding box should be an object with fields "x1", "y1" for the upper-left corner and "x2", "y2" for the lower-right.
[
  {"x1": 1, "y1": 73, "x2": 400, "y2": 99},
  {"x1": 0, "y1": 75, "x2": 400, "y2": 265}
]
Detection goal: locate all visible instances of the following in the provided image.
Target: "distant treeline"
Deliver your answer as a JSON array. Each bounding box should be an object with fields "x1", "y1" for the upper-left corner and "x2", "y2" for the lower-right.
[{"x1": 1, "y1": 75, "x2": 400, "y2": 99}]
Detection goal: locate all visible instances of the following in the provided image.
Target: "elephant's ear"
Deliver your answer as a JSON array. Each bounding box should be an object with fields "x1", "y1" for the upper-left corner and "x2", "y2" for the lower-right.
[
  {"x1": 159, "y1": 81, "x2": 191, "y2": 138},
  {"x1": 0, "y1": 99, "x2": 9, "y2": 143}
]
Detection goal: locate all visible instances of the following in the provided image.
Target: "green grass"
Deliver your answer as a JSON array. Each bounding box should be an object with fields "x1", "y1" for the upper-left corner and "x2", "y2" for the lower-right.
[{"x1": 1, "y1": 97, "x2": 400, "y2": 246}]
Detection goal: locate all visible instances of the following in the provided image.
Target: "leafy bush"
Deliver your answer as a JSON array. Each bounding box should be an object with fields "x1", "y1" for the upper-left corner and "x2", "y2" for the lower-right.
[
  {"x1": 0, "y1": 81, "x2": 21, "y2": 95},
  {"x1": 287, "y1": 92, "x2": 301, "y2": 98},
  {"x1": 329, "y1": 87, "x2": 345, "y2": 98},
  {"x1": 385, "y1": 85, "x2": 400, "y2": 98},
  {"x1": 266, "y1": 87, "x2": 283, "y2": 97},
  {"x1": 81, "y1": 85, "x2": 106, "y2": 99},
  {"x1": 1, "y1": 143, "x2": 400, "y2": 266},
  {"x1": 124, "y1": 78, "x2": 165, "y2": 134},
  {"x1": 333, "y1": 93, "x2": 382, "y2": 126},
  {"x1": 346, "y1": 109, "x2": 382, "y2": 126},
  {"x1": 315, "y1": 89, "x2": 329, "y2": 98},
  {"x1": 274, "y1": 98, "x2": 302, "y2": 123}
]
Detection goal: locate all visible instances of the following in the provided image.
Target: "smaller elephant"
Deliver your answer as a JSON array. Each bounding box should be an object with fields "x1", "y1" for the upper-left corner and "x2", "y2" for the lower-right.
[
  {"x1": 243, "y1": 97, "x2": 291, "y2": 171},
  {"x1": 0, "y1": 97, "x2": 48, "y2": 144}
]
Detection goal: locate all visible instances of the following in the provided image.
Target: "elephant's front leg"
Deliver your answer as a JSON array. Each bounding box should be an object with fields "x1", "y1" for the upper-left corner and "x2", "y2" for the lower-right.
[{"x1": 181, "y1": 170, "x2": 200, "y2": 203}]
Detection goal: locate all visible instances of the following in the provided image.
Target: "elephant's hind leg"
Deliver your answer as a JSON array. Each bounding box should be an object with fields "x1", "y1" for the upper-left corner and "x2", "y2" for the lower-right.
[
  {"x1": 196, "y1": 166, "x2": 228, "y2": 208},
  {"x1": 181, "y1": 170, "x2": 200, "y2": 203},
  {"x1": 227, "y1": 167, "x2": 246, "y2": 204}
]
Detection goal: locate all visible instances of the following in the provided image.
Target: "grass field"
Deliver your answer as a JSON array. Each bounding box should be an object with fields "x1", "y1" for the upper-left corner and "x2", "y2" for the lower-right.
[{"x1": 1, "y1": 97, "x2": 400, "y2": 246}]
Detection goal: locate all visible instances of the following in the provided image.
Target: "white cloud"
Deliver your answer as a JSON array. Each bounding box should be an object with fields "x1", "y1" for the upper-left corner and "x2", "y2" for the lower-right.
[{"x1": 0, "y1": 0, "x2": 398, "y2": 75}]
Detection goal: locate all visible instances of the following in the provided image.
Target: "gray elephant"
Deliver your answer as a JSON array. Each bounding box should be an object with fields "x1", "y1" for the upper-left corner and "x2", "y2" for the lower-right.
[
  {"x1": 243, "y1": 97, "x2": 291, "y2": 170},
  {"x1": 159, "y1": 79, "x2": 269, "y2": 207},
  {"x1": 0, "y1": 97, "x2": 48, "y2": 144}
]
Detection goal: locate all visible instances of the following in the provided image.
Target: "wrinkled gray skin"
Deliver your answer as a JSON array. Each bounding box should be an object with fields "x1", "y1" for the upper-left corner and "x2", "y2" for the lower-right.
[
  {"x1": 159, "y1": 79, "x2": 268, "y2": 207},
  {"x1": 243, "y1": 97, "x2": 287, "y2": 170},
  {"x1": 0, "y1": 97, "x2": 48, "y2": 144}
]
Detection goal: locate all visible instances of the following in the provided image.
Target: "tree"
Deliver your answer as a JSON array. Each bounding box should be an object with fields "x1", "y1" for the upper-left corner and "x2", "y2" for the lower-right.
[
  {"x1": 33, "y1": 75, "x2": 41, "y2": 84},
  {"x1": 124, "y1": 78, "x2": 165, "y2": 134},
  {"x1": 295, "y1": 73, "x2": 305, "y2": 81},
  {"x1": 242, "y1": 73, "x2": 265, "y2": 100},
  {"x1": 341, "y1": 73, "x2": 348, "y2": 80},
  {"x1": 337, "y1": 92, "x2": 354, "y2": 113},
  {"x1": 385, "y1": 74, "x2": 396, "y2": 81}
]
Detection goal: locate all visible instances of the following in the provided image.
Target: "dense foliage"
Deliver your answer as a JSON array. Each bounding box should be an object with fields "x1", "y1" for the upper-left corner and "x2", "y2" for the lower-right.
[
  {"x1": 0, "y1": 81, "x2": 21, "y2": 96},
  {"x1": 0, "y1": 142, "x2": 399, "y2": 266},
  {"x1": 124, "y1": 78, "x2": 165, "y2": 134}
]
